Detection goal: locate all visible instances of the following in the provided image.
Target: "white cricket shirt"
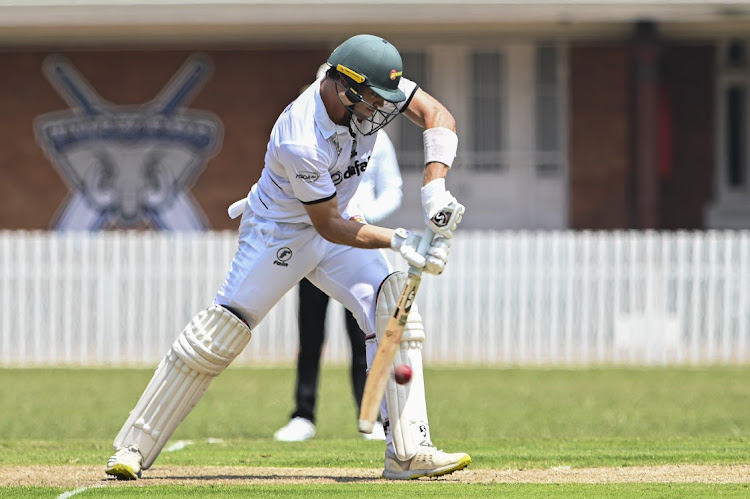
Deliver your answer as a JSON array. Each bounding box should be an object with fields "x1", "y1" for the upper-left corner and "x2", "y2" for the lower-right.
[{"x1": 247, "y1": 76, "x2": 417, "y2": 224}]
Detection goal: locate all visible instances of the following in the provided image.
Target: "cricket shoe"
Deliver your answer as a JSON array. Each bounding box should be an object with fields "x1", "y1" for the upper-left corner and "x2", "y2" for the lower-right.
[
  {"x1": 273, "y1": 417, "x2": 316, "y2": 442},
  {"x1": 383, "y1": 442, "x2": 471, "y2": 480},
  {"x1": 361, "y1": 421, "x2": 386, "y2": 441},
  {"x1": 105, "y1": 445, "x2": 143, "y2": 480}
]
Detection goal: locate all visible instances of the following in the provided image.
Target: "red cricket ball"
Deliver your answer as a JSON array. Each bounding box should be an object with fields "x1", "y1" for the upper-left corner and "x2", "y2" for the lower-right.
[{"x1": 394, "y1": 364, "x2": 413, "y2": 384}]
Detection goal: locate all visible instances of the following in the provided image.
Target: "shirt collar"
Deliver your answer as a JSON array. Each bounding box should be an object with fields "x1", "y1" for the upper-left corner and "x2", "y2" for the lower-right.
[{"x1": 313, "y1": 79, "x2": 350, "y2": 140}]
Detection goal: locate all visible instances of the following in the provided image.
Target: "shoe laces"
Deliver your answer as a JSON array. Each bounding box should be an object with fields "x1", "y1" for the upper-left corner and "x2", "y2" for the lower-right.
[
  {"x1": 122, "y1": 445, "x2": 142, "y2": 457},
  {"x1": 419, "y1": 441, "x2": 442, "y2": 452}
]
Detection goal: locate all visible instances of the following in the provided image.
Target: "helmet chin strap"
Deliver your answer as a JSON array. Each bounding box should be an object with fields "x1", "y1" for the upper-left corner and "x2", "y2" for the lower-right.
[{"x1": 334, "y1": 78, "x2": 361, "y2": 109}]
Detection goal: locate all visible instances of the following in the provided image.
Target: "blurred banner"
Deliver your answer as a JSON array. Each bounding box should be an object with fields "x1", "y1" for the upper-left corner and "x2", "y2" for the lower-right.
[{"x1": 34, "y1": 54, "x2": 221, "y2": 231}]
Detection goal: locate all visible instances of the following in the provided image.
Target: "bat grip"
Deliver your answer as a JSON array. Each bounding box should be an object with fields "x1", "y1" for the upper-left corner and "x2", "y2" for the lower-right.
[{"x1": 408, "y1": 227, "x2": 435, "y2": 276}]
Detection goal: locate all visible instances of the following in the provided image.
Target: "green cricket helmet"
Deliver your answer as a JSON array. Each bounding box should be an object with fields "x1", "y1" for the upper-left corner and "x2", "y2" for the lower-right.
[
  {"x1": 327, "y1": 34, "x2": 405, "y2": 135},
  {"x1": 328, "y1": 34, "x2": 405, "y2": 103}
]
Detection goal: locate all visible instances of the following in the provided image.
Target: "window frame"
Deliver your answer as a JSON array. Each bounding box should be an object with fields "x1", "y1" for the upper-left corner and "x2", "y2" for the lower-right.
[{"x1": 384, "y1": 40, "x2": 569, "y2": 230}]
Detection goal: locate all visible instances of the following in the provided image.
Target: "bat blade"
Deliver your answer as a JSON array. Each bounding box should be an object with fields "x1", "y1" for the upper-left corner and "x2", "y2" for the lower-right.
[
  {"x1": 358, "y1": 273, "x2": 421, "y2": 433},
  {"x1": 358, "y1": 227, "x2": 434, "y2": 434}
]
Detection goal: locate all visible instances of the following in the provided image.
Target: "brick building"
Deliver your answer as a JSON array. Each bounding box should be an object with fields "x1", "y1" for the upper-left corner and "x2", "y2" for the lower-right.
[{"x1": 0, "y1": 1, "x2": 747, "y2": 230}]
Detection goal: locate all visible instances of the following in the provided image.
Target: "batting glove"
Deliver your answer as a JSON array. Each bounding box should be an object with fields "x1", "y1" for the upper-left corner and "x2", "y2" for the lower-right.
[
  {"x1": 390, "y1": 229, "x2": 451, "y2": 275},
  {"x1": 423, "y1": 236, "x2": 451, "y2": 275},
  {"x1": 421, "y1": 178, "x2": 465, "y2": 239}
]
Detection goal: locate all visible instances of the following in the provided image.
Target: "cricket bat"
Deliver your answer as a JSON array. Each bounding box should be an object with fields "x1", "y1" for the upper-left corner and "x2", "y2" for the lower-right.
[{"x1": 358, "y1": 227, "x2": 435, "y2": 434}]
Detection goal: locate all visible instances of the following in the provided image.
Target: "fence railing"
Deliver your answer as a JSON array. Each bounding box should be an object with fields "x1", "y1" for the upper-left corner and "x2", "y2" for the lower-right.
[{"x1": 1, "y1": 230, "x2": 749, "y2": 367}]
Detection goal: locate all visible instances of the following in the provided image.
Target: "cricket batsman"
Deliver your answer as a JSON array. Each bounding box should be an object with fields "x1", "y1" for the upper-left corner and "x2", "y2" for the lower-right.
[{"x1": 106, "y1": 33, "x2": 470, "y2": 480}]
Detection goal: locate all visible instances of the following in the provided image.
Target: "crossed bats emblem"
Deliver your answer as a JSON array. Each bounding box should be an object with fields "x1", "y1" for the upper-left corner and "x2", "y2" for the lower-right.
[{"x1": 34, "y1": 54, "x2": 223, "y2": 230}]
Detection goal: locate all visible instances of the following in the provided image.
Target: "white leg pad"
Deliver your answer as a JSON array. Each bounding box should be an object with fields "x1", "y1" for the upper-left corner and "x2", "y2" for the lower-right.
[
  {"x1": 113, "y1": 305, "x2": 251, "y2": 469},
  {"x1": 367, "y1": 271, "x2": 430, "y2": 461}
]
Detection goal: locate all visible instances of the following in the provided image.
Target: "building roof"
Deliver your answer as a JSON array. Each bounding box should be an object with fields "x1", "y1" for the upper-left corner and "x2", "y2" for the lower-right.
[{"x1": 1, "y1": 1, "x2": 749, "y2": 44}]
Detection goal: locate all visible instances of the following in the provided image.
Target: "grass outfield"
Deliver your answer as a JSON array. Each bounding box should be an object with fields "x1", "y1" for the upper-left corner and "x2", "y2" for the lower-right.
[{"x1": 1, "y1": 366, "x2": 750, "y2": 497}]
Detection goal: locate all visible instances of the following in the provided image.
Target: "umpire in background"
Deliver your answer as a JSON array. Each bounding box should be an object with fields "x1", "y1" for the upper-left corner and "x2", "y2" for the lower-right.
[{"x1": 275, "y1": 125, "x2": 403, "y2": 442}]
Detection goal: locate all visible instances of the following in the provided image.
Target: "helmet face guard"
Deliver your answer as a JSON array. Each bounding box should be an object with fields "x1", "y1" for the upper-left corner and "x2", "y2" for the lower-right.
[
  {"x1": 334, "y1": 75, "x2": 399, "y2": 136},
  {"x1": 327, "y1": 34, "x2": 406, "y2": 136}
]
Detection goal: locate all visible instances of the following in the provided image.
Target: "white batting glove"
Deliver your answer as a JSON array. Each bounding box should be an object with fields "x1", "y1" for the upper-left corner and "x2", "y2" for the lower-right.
[
  {"x1": 421, "y1": 178, "x2": 465, "y2": 239},
  {"x1": 390, "y1": 228, "x2": 426, "y2": 269},
  {"x1": 423, "y1": 236, "x2": 451, "y2": 275},
  {"x1": 390, "y1": 229, "x2": 451, "y2": 275}
]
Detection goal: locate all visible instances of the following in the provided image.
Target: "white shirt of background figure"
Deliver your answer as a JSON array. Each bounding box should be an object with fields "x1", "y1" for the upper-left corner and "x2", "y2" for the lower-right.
[{"x1": 347, "y1": 130, "x2": 402, "y2": 225}]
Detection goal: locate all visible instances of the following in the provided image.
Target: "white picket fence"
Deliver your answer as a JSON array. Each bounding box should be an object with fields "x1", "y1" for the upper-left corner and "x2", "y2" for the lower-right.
[{"x1": 1, "y1": 229, "x2": 749, "y2": 367}]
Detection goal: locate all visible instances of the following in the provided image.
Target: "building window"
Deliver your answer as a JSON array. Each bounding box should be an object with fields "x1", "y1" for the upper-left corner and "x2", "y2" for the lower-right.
[
  {"x1": 706, "y1": 38, "x2": 750, "y2": 228},
  {"x1": 724, "y1": 40, "x2": 748, "y2": 191},
  {"x1": 470, "y1": 51, "x2": 505, "y2": 171},
  {"x1": 398, "y1": 52, "x2": 428, "y2": 172},
  {"x1": 535, "y1": 44, "x2": 562, "y2": 176},
  {"x1": 727, "y1": 85, "x2": 746, "y2": 187},
  {"x1": 386, "y1": 41, "x2": 568, "y2": 230},
  {"x1": 728, "y1": 39, "x2": 746, "y2": 68},
  {"x1": 717, "y1": 39, "x2": 750, "y2": 195}
]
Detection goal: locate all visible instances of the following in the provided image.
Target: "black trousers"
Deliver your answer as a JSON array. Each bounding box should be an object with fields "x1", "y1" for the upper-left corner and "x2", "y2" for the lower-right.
[{"x1": 292, "y1": 278, "x2": 367, "y2": 424}]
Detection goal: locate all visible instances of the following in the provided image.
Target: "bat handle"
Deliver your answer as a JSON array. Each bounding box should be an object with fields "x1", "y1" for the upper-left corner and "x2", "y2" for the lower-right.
[{"x1": 408, "y1": 227, "x2": 435, "y2": 276}]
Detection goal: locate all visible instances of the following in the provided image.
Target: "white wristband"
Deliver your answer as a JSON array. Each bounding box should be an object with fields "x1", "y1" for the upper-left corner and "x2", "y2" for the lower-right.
[{"x1": 423, "y1": 127, "x2": 458, "y2": 168}]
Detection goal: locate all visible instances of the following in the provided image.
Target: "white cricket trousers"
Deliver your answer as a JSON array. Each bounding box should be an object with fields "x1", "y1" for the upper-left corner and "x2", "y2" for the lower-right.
[{"x1": 214, "y1": 206, "x2": 393, "y2": 335}]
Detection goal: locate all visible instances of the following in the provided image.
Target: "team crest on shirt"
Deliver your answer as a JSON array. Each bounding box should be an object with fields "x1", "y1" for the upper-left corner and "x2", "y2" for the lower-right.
[{"x1": 34, "y1": 54, "x2": 222, "y2": 230}]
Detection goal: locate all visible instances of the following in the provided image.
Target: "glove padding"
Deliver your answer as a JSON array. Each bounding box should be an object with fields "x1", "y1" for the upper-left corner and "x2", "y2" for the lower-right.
[
  {"x1": 421, "y1": 179, "x2": 465, "y2": 239},
  {"x1": 390, "y1": 228, "x2": 451, "y2": 275}
]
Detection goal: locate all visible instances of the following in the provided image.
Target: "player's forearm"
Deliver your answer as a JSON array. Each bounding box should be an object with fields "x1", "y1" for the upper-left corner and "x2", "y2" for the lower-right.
[
  {"x1": 315, "y1": 217, "x2": 394, "y2": 249},
  {"x1": 424, "y1": 162, "x2": 449, "y2": 185}
]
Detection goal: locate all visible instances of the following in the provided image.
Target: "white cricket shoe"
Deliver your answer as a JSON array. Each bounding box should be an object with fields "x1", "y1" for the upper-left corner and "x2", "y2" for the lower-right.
[
  {"x1": 105, "y1": 445, "x2": 143, "y2": 480},
  {"x1": 273, "y1": 417, "x2": 316, "y2": 442},
  {"x1": 361, "y1": 421, "x2": 386, "y2": 441},
  {"x1": 383, "y1": 443, "x2": 471, "y2": 480}
]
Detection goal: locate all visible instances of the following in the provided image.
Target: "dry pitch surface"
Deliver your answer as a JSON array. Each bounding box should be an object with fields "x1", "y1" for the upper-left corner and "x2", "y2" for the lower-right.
[{"x1": 3, "y1": 465, "x2": 750, "y2": 488}]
